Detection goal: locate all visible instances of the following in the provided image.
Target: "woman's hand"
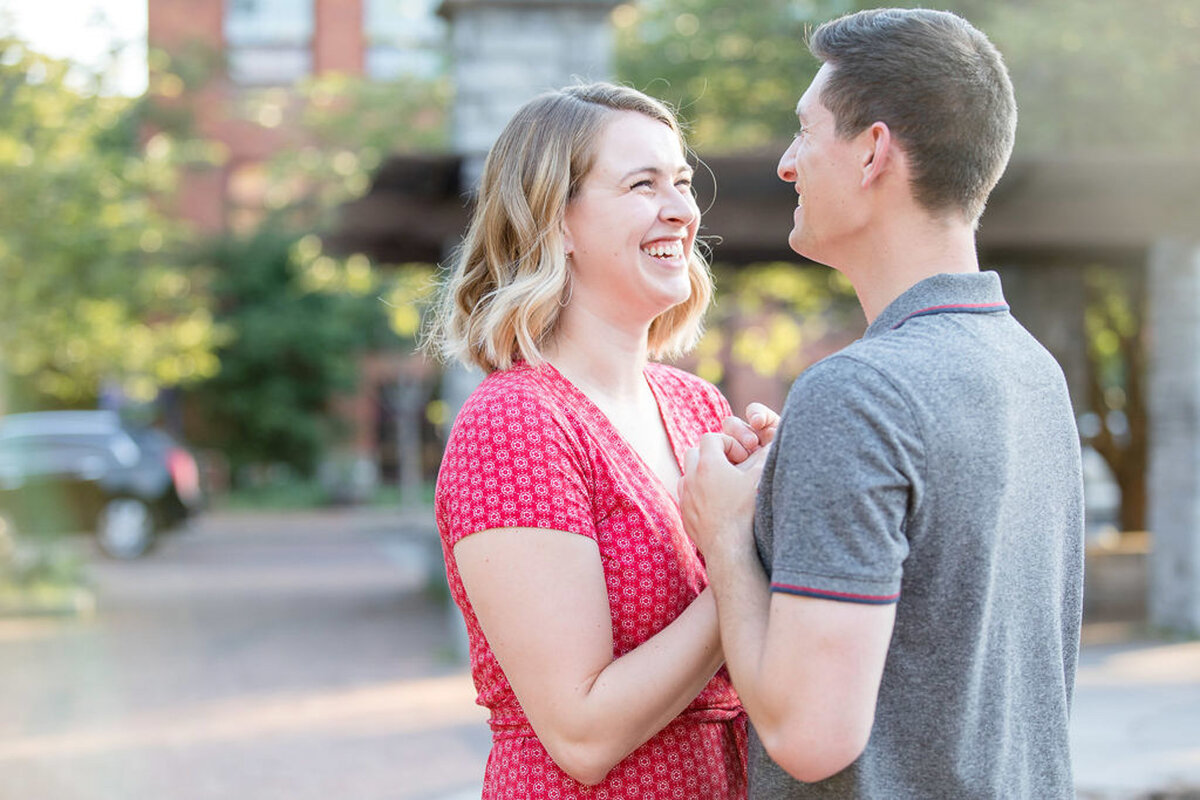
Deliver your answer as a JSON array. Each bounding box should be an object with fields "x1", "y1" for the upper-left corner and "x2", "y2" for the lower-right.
[
  {"x1": 679, "y1": 433, "x2": 768, "y2": 559},
  {"x1": 720, "y1": 402, "x2": 780, "y2": 465}
]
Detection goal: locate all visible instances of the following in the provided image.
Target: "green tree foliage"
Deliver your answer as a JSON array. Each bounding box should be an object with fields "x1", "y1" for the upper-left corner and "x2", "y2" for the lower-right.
[
  {"x1": 694, "y1": 264, "x2": 860, "y2": 386},
  {"x1": 614, "y1": 0, "x2": 826, "y2": 151},
  {"x1": 615, "y1": 0, "x2": 1198, "y2": 154},
  {"x1": 190, "y1": 230, "x2": 415, "y2": 480},
  {"x1": 1083, "y1": 266, "x2": 1146, "y2": 532},
  {"x1": 0, "y1": 38, "x2": 223, "y2": 407},
  {"x1": 240, "y1": 71, "x2": 450, "y2": 229},
  {"x1": 177, "y1": 64, "x2": 446, "y2": 481},
  {"x1": 986, "y1": 0, "x2": 1198, "y2": 154}
]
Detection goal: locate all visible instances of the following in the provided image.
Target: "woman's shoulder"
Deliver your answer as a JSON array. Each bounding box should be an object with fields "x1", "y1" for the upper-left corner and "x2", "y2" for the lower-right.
[
  {"x1": 645, "y1": 362, "x2": 728, "y2": 411},
  {"x1": 462, "y1": 363, "x2": 555, "y2": 409},
  {"x1": 453, "y1": 363, "x2": 575, "y2": 435},
  {"x1": 646, "y1": 361, "x2": 712, "y2": 389}
]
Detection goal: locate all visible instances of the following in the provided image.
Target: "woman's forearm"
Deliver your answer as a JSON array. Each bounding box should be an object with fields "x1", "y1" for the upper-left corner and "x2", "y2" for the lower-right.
[
  {"x1": 541, "y1": 587, "x2": 724, "y2": 783},
  {"x1": 455, "y1": 528, "x2": 726, "y2": 786}
]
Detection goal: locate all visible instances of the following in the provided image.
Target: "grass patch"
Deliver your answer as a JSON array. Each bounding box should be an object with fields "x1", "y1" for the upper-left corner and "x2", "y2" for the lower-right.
[
  {"x1": 217, "y1": 479, "x2": 435, "y2": 511},
  {"x1": 219, "y1": 480, "x2": 331, "y2": 510},
  {"x1": 0, "y1": 529, "x2": 94, "y2": 617}
]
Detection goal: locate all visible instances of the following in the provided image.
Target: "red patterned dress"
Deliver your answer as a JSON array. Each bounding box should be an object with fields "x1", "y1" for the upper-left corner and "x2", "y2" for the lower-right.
[{"x1": 436, "y1": 361, "x2": 748, "y2": 799}]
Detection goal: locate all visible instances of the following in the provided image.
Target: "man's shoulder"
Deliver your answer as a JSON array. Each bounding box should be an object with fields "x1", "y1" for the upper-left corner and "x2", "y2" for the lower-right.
[
  {"x1": 829, "y1": 312, "x2": 1049, "y2": 384},
  {"x1": 780, "y1": 349, "x2": 921, "y2": 441},
  {"x1": 792, "y1": 344, "x2": 908, "y2": 399}
]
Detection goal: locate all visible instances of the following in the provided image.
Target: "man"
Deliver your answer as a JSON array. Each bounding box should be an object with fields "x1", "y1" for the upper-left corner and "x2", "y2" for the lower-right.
[{"x1": 679, "y1": 8, "x2": 1085, "y2": 798}]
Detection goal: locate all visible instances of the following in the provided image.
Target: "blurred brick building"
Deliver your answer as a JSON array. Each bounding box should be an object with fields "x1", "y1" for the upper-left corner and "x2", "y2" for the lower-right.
[
  {"x1": 147, "y1": 0, "x2": 446, "y2": 496},
  {"x1": 148, "y1": 0, "x2": 443, "y2": 233}
]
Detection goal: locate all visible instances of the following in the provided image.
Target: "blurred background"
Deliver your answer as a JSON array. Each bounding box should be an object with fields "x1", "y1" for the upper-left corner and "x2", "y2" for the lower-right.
[{"x1": 0, "y1": 1, "x2": 1197, "y2": 798}]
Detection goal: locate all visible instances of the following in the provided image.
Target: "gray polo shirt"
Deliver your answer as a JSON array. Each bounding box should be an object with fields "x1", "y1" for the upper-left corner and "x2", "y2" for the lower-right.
[{"x1": 751, "y1": 271, "x2": 1084, "y2": 799}]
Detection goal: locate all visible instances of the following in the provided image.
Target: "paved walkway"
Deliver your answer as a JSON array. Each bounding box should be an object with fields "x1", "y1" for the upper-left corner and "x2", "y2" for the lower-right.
[
  {"x1": 1073, "y1": 624, "x2": 1200, "y2": 799},
  {"x1": 0, "y1": 508, "x2": 490, "y2": 800},
  {"x1": 0, "y1": 508, "x2": 1196, "y2": 799}
]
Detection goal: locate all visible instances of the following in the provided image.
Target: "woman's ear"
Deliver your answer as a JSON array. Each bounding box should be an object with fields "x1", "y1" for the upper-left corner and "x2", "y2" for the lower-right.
[{"x1": 561, "y1": 219, "x2": 575, "y2": 258}]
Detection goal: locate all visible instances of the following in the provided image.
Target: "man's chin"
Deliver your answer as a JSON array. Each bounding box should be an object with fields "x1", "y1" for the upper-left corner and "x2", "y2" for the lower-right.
[
  {"x1": 788, "y1": 236, "x2": 836, "y2": 270},
  {"x1": 787, "y1": 229, "x2": 806, "y2": 256}
]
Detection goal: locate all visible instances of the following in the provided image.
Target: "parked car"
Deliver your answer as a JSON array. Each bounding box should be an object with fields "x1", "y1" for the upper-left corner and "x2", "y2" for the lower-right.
[{"x1": 0, "y1": 411, "x2": 202, "y2": 559}]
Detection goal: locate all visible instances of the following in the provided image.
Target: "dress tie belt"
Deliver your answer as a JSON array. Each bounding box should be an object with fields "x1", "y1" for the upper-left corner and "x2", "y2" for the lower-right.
[{"x1": 488, "y1": 704, "x2": 745, "y2": 741}]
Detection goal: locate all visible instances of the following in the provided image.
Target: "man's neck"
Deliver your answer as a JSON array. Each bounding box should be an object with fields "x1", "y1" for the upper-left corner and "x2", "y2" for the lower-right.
[{"x1": 839, "y1": 212, "x2": 981, "y2": 325}]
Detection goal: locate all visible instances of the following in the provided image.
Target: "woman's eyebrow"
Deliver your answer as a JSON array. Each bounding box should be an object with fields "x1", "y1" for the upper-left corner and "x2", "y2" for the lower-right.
[{"x1": 619, "y1": 165, "x2": 693, "y2": 182}]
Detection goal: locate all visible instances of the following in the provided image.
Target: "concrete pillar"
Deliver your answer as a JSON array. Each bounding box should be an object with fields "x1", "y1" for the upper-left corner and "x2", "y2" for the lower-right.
[
  {"x1": 441, "y1": 0, "x2": 621, "y2": 189},
  {"x1": 1147, "y1": 238, "x2": 1200, "y2": 635}
]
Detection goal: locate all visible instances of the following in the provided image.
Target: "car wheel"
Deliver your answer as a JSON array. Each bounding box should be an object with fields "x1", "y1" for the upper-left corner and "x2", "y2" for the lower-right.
[{"x1": 96, "y1": 497, "x2": 156, "y2": 559}]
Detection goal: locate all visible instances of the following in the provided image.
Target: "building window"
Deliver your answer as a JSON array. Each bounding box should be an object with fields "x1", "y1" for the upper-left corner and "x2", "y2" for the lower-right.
[
  {"x1": 364, "y1": 0, "x2": 446, "y2": 80},
  {"x1": 225, "y1": 0, "x2": 315, "y2": 85}
]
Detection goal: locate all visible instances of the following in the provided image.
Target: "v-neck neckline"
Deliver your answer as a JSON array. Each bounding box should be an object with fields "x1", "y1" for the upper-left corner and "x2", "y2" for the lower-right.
[{"x1": 541, "y1": 361, "x2": 685, "y2": 503}]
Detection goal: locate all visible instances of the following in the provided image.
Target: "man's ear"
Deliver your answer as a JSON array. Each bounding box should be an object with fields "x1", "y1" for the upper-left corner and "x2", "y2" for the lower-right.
[{"x1": 860, "y1": 121, "x2": 894, "y2": 188}]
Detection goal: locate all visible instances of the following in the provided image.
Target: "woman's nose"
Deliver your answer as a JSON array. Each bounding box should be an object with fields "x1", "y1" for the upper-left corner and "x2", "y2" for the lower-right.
[{"x1": 662, "y1": 189, "x2": 698, "y2": 226}]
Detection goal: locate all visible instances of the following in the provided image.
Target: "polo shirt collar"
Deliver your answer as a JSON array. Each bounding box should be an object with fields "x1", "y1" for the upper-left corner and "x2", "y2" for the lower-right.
[{"x1": 864, "y1": 271, "x2": 1009, "y2": 339}]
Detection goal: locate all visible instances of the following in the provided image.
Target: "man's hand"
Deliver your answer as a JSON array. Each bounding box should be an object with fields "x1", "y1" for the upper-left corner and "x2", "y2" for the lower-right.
[
  {"x1": 721, "y1": 403, "x2": 780, "y2": 464},
  {"x1": 678, "y1": 432, "x2": 767, "y2": 558}
]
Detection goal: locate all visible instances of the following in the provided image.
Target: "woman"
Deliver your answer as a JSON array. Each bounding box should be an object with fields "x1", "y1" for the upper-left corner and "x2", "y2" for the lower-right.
[{"x1": 428, "y1": 83, "x2": 766, "y2": 799}]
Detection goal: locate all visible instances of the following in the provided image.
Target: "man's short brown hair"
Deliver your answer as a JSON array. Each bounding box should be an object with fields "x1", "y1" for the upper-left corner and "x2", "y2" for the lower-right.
[{"x1": 810, "y1": 8, "x2": 1017, "y2": 223}]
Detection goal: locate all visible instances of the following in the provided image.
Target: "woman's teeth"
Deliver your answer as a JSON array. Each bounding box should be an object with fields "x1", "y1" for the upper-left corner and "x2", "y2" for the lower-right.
[{"x1": 642, "y1": 242, "x2": 683, "y2": 258}]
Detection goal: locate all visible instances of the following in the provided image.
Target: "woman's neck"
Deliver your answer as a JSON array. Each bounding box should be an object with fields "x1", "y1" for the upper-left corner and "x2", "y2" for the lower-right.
[{"x1": 545, "y1": 305, "x2": 652, "y2": 403}]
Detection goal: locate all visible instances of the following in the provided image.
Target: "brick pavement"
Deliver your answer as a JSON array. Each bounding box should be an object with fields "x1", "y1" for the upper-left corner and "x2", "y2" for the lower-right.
[
  {"x1": 0, "y1": 507, "x2": 1196, "y2": 799},
  {"x1": 0, "y1": 508, "x2": 489, "y2": 800}
]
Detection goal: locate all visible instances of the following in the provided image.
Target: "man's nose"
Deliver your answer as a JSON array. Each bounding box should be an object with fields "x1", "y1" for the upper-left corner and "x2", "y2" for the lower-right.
[{"x1": 777, "y1": 140, "x2": 798, "y2": 182}]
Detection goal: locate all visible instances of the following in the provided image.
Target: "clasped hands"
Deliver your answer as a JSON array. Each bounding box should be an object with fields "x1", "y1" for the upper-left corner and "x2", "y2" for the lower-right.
[{"x1": 678, "y1": 403, "x2": 779, "y2": 558}]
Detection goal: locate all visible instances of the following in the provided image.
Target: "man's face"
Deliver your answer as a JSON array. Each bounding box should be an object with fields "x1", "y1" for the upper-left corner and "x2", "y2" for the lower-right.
[{"x1": 775, "y1": 64, "x2": 869, "y2": 264}]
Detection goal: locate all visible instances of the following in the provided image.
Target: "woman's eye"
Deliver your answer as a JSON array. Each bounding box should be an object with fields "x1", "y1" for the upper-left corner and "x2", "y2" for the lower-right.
[
  {"x1": 676, "y1": 179, "x2": 693, "y2": 191},
  {"x1": 631, "y1": 179, "x2": 653, "y2": 190}
]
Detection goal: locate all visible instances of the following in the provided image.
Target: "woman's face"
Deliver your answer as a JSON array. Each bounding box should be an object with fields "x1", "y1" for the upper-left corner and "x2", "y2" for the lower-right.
[{"x1": 561, "y1": 111, "x2": 700, "y2": 329}]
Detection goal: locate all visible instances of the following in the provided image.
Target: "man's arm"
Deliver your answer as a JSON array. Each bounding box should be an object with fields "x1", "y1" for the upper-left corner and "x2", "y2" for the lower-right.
[{"x1": 680, "y1": 434, "x2": 896, "y2": 782}]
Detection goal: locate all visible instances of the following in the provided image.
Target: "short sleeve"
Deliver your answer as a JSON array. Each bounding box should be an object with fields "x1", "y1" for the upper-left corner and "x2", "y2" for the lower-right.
[
  {"x1": 763, "y1": 355, "x2": 923, "y2": 604},
  {"x1": 436, "y1": 384, "x2": 596, "y2": 548}
]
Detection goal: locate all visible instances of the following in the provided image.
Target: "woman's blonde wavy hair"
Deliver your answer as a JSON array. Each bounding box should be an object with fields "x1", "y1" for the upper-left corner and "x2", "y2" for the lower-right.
[{"x1": 424, "y1": 82, "x2": 714, "y2": 374}]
